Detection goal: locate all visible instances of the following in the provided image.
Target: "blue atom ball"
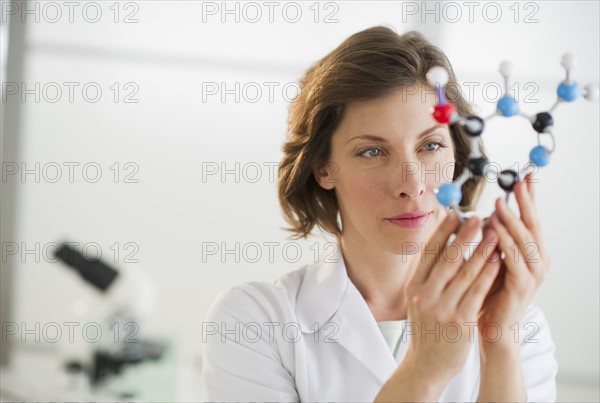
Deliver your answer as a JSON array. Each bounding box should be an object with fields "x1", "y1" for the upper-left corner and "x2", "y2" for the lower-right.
[
  {"x1": 530, "y1": 145, "x2": 550, "y2": 167},
  {"x1": 436, "y1": 183, "x2": 462, "y2": 207},
  {"x1": 497, "y1": 95, "x2": 519, "y2": 117},
  {"x1": 557, "y1": 82, "x2": 580, "y2": 102}
]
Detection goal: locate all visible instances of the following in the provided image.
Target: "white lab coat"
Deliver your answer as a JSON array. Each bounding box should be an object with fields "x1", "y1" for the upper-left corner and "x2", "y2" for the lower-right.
[{"x1": 201, "y1": 246, "x2": 558, "y2": 402}]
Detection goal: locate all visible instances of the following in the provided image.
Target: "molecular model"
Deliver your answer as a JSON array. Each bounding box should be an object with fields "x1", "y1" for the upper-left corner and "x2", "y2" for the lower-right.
[{"x1": 427, "y1": 54, "x2": 599, "y2": 222}]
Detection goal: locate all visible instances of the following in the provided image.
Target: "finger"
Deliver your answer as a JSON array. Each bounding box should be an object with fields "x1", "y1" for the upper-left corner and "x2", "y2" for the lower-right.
[
  {"x1": 482, "y1": 215, "x2": 492, "y2": 229},
  {"x1": 425, "y1": 216, "x2": 482, "y2": 298},
  {"x1": 490, "y1": 212, "x2": 536, "y2": 276},
  {"x1": 525, "y1": 172, "x2": 536, "y2": 202},
  {"x1": 411, "y1": 210, "x2": 461, "y2": 286},
  {"x1": 480, "y1": 238, "x2": 506, "y2": 307},
  {"x1": 440, "y1": 227, "x2": 499, "y2": 310},
  {"x1": 458, "y1": 250, "x2": 502, "y2": 318},
  {"x1": 482, "y1": 261, "x2": 506, "y2": 310},
  {"x1": 520, "y1": 174, "x2": 549, "y2": 278},
  {"x1": 513, "y1": 179, "x2": 543, "y2": 246},
  {"x1": 492, "y1": 212, "x2": 547, "y2": 282},
  {"x1": 494, "y1": 197, "x2": 539, "y2": 256}
]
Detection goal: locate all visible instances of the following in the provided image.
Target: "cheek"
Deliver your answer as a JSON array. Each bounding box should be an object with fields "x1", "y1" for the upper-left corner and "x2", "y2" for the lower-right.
[
  {"x1": 422, "y1": 156, "x2": 456, "y2": 186},
  {"x1": 340, "y1": 169, "x2": 385, "y2": 204},
  {"x1": 355, "y1": 175, "x2": 385, "y2": 200},
  {"x1": 435, "y1": 206, "x2": 448, "y2": 222}
]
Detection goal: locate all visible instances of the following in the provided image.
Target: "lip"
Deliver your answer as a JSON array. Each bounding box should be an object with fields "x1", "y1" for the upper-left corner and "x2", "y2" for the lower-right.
[
  {"x1": 386, "y1": 211, "x2": 431, "y2": 229},
  {"x1": 387, "y1": 211, "x2": 431, "y2": 220}
]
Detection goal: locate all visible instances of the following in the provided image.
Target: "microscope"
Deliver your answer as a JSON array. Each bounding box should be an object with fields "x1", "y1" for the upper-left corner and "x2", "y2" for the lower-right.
[{"x1": 52, "y1": 242, "x2": 165, "y2": 398}]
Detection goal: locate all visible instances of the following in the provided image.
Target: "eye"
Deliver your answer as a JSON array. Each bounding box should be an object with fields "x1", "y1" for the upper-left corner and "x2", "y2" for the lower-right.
[
  {"x1": 423, "y1": 142, "x2": 448, "y2": 153},
  {"x1": 357, "y1": 147, "x2": 386, "y2": 159}
]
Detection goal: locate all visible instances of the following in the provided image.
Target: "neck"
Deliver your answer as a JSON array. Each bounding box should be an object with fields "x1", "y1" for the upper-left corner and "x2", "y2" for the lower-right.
[{"x1": 339, "y1": 232, "x2": 417, "y2": 322}]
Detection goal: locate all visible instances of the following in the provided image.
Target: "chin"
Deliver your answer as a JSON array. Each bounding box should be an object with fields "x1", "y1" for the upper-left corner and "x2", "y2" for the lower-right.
[{"x1": 382, "y1": 233, "x2": 426, "y2": 256}]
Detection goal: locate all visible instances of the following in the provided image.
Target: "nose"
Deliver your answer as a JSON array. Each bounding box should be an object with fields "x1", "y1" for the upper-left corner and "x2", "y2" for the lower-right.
[
  {"x1": 399, "y1": 186, "x2": 425, "y2": 199},
  {"x1": 395, "y1": 163, "x2": 427, "y2": 199}
]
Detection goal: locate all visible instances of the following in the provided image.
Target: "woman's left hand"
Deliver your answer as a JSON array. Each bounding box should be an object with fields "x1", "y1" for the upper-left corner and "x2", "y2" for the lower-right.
[{"x1": 477, "y1": 172, "x2": 551, "y2": 351}]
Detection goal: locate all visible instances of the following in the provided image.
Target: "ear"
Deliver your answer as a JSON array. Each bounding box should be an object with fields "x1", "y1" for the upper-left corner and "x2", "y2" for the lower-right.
[{"x1": 312, "y1": 159, "x2": 337, "y2": 190}]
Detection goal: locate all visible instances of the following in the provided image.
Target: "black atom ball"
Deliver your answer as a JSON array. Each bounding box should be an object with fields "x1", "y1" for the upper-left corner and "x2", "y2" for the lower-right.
[
  {"x1": 532, "y1": 112, "x2": 554, "y2": 133},
  {"x1": 497, "y1": 169, "x2": 519, "y2": 192},
  {"x1": 463, "y1": 115, "x2": 485, "y2": 137},
  {"x1": 467, "y1": 157, "x2": 489, "y2": 177}
]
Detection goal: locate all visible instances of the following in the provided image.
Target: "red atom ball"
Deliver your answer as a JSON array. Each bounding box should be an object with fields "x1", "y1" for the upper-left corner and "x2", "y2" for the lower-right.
[{"x1": 432, "y1": 103, "x2": 456, "y2": 124}]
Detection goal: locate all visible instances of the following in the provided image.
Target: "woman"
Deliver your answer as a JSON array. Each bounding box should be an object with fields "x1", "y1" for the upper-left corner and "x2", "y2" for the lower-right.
[{"x1": 202, "y1": 26, "x2": 557, "y2": 402}]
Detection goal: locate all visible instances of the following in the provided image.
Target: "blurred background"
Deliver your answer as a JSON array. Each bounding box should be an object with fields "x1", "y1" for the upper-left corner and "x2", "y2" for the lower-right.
[{"x1": 1, "y1": 0, "x2": 598, "y2": 401}]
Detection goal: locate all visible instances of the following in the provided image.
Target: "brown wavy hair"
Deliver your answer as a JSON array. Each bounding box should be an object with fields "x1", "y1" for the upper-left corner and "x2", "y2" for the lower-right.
[{"x1": 277, "y1": 26, "x2": 486, "y2": 241}]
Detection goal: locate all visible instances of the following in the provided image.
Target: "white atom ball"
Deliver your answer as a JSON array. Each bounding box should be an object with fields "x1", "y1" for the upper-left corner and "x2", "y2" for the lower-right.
[
  {"x1": 561, "y1": 53, "x2": 578, "y2": 70},
  {"x1": 499, "y1": 60, "x2": 514, "y2": 77},
  {"x1": 426, "y1": 66, "x2": 449, "y2": 86},
  {"x1": 583, "y1": 84, "x2": 600, "y2": 101}
]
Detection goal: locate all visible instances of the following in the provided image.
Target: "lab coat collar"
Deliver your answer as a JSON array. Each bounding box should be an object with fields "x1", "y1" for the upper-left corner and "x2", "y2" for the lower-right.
[
  {"x1": 295, "y1": 244, "x2": 398, "y2": 385},
  {"x1": 295, "y1": 245, "x2": 348, "y2": 333}
]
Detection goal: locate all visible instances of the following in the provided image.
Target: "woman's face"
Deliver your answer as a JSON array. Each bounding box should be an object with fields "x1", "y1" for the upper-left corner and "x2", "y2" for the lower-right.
[{"x1": 316, "y1": 85, "x2": 456, "y2": 255}]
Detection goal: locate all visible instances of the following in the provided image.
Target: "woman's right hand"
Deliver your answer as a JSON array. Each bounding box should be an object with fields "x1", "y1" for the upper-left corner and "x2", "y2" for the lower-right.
[{"x1": 401, "y1": 210, "x2": 501, "y2": 385}]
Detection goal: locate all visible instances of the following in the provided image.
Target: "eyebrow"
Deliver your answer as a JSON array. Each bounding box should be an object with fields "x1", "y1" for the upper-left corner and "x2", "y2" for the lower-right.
[{"x1": 346, "y1": 125, "x2": 446, "y2": 145}]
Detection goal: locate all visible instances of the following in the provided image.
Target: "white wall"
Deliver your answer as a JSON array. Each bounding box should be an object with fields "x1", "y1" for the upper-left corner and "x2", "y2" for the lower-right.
[{"x1": 3, "y1": 1, "x2": 598, "y2": 400}]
